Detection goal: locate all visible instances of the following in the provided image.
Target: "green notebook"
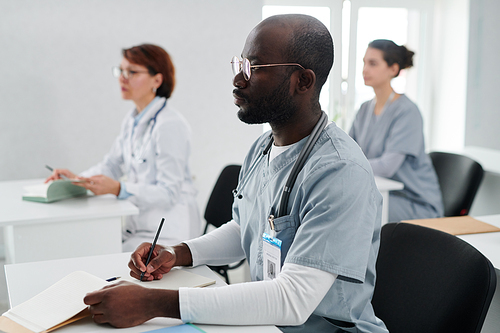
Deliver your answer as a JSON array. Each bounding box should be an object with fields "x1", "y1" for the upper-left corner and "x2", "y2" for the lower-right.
[{"x1": 22, "y1": 179, "x2": 87, "y2": 203}]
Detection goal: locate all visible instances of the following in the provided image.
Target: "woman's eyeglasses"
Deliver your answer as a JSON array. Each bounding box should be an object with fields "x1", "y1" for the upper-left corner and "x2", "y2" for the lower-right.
[{"x1": 112, "y1": 66, "x2": 150, "y2": 80}]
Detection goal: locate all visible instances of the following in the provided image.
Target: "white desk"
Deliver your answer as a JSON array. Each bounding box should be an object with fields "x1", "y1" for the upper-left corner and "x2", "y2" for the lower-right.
[
  {"x1": 458, "y1": 215, "x2": 500, "y2": 333},
  {"x1": 0, "y1": 179, "x2": 139, "y2": 264},
  {"x1": 461, "y1": 146, "x2": 500, "y2": 176},
  {"x1": 374, "y1": 176, "x2": 404, "y2": 225},
  {"x1": 4, "y1": 252, "x2": 281, "y2": 332},
  {"x1": 457, "y1": 146, "x2": 500, "y2": 216}
]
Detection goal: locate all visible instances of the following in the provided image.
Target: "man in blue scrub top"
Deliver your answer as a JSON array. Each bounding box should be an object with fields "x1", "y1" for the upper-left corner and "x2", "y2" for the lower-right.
[{"x1": 84, "y1": 14, "x2": 388, "y2": 333}]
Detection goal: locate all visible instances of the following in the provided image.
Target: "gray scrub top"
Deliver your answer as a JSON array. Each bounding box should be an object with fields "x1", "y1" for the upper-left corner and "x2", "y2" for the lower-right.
[
  {"x1": 233, "y1": 123, "x2": 388, "y2": 333},
  {"x1": 349, "y1": 94, "x2": 443, "y2": 221}
]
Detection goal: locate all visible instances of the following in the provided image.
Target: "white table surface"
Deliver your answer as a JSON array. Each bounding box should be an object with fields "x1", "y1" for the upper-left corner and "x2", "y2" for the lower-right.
[
  {"x1": 0, "y1": 179, "x2": 138, "y2": 226},
  {"x1": 4, "y1": 252, "x2": 280, "y2": 332},
  {"x1": 0, "y1": 179, "x2": 139, "y2": 264},
  {"x1": 461, "y1": 146, "x2": 500, "y2": 176},
  {"x1": 458, "y1": 215, "x2": 500, "y2": 269},
  {"x1": 374, "y1": 176, "x2": 404, "y2": 192},
  {"x1": 374, "y1": 176, "x2": 404, "y2": 225},
  {"x1": 457, "y1": 215, "x2": 500, "y2": 333}
]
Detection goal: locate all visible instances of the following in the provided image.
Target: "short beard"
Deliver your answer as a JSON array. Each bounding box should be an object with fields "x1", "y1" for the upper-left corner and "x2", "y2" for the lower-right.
[{"x1": 237, "y1": 78, "x2": 298, "y2": 127}]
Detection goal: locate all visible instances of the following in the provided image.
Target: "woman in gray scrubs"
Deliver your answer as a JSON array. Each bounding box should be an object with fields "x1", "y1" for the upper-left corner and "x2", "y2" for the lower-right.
[{"x1": 349, "y1": 39, "x2": 443, "y2": 222}]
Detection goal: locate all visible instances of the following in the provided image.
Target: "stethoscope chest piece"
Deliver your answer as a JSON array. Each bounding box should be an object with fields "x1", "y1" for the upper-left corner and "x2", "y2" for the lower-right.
[{"x1": 132, "y1": 153, "x2": 147, "y2": 163}]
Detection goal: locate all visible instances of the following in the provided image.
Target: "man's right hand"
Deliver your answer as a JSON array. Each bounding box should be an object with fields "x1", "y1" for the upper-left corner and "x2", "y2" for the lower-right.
[{"x1": 128, "y1": 243, "x2": 193, "y2": 281}]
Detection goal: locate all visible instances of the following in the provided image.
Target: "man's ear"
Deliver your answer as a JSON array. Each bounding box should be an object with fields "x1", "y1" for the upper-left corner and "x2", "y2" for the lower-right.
[{"x1": 295, "y1": 69, "x2": 316, "y2": 94}]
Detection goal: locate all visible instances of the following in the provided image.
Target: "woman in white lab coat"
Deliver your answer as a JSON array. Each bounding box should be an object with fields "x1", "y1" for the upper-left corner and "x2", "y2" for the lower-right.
[{"x1": 46, "y1": 44, "x2": 201, "y2": 251}]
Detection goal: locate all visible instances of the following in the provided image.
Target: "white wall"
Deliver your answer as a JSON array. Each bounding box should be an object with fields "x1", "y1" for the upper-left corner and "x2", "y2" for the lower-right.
[
  {"x1": 465, "y1": 0, "x2": 500, "y2": 151},
  {"x1": 428, "y1": 0, "x2": 469, "y2": 152},
  {"x1": 466, "y1": 0, "x2": 500, "y2": 216},
  {"x1": 0, "y1": 0, "x2": 263, "y2": 218}
]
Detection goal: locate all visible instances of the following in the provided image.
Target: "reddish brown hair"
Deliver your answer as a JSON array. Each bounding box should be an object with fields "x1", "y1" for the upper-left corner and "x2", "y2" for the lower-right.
[{"x1": 122, "y1": 44, "x2": 176, "y2": 98}]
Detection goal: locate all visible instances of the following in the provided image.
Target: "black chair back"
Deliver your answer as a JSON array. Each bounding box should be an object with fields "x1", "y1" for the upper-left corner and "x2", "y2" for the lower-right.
[
  {"x1": 372, "y1": 223, "x2": 496, "y2": 333},
  {"x1": 429, "y1": 151, "x2": 484, "y2": 216},
  {"x1": 204, "y1": 165, "x2": 241, "y2": 232},
  {"x1": 203, "y1": 165, "x2": 244, "y2": 283}
]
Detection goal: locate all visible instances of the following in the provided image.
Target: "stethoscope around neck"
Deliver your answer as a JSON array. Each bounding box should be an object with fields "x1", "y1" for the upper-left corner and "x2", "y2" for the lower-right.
[
  {"x1": 131, "y1": 100, "x2": 167, "y2": 163},
  {"x1": 232, "y1": 111, "x2": 328, "y2": 218}
]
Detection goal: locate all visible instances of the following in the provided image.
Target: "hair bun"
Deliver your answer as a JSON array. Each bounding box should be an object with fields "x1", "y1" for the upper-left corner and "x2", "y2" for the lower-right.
[{"x1": 400, "y1": 45, "x2": 415, "y2": 70}]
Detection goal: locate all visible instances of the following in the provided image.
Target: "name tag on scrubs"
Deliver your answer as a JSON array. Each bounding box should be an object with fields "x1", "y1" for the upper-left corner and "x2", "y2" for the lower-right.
[{"x1": 263, "y1": 233, "x2": 282, "y2": 280}]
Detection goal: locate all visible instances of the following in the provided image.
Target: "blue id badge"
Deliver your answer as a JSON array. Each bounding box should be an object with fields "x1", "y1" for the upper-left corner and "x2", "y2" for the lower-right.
[{"x1": 263, "y1": 232, "x2": 282, "y2": 280}]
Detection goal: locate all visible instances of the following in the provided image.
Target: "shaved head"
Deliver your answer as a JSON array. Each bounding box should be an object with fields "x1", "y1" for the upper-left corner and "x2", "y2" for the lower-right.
[
  {"x1": 256, "y1": 14, "x2": 334, "y2": 95},
  {"x1": 234, "y1": 14, "x2": 334, "y2": 128}
]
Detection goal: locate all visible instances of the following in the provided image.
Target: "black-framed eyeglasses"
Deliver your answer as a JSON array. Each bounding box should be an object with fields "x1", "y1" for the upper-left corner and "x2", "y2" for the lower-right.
[
  {"x1": 231, "y1": 56, "x2": 305, "y2": 81},
  {"x1": 112, "y1": 66, "x2": 150, "y2": 80}
]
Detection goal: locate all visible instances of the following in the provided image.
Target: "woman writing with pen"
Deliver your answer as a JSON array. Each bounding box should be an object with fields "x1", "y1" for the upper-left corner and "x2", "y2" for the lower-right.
[{"x1": 46, "y1": 44, "x2": 201, "y2": 251}]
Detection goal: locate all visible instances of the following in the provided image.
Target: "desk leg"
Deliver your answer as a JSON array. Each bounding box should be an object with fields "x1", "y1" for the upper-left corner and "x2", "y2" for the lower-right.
[
  {"x1": 4, "y1": 216, "x2": 123, "y2": 264},
  {"x1": 481, "y1": 268, "x2": 500, "y2": 333},
  {"x1": 380, "y1": 191, "x2": 389, "y2": 226}
]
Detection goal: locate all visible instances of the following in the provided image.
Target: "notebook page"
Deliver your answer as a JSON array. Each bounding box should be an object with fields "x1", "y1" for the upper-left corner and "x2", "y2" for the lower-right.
[
  {"x1": 121, "y1": 269, "x2": 215, "y2": 290},
  {"x1": 3, "y1": 271, "x2": 108, "y2": 333},
  {"x1": 23, "y1": 183, "x2": 51, "y2": 198}
]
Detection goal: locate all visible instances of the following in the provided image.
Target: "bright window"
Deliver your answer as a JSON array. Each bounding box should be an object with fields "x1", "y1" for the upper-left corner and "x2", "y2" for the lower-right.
[{"x1": 354, "y1": 7, "x2": 410, "y2": 112}]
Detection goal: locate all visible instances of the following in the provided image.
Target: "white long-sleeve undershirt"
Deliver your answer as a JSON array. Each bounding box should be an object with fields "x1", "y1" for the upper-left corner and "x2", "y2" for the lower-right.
[
  {"x1": 180, "y1": 221, "x2": 337, "y2": 326},
  {"x1": 184, "y1": 220, "x2": 246, "y2": 266}
]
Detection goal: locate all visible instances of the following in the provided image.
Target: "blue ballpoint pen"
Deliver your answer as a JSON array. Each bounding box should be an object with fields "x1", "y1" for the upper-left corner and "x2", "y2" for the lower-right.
[{"x1": 106, "y1": 276, "x2": 121, "y2": 282}]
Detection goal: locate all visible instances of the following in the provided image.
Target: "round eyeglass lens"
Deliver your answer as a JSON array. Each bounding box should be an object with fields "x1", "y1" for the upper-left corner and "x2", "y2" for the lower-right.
[
  {"x1": 112, "y1": 67, "x2": 121, "y2": 78},
  {"x1": 231, "y1": 56, "x2": 241, "y2": 76},
  {"x1": 242, "y1": 58, "x2": 251, "y2": 80}
]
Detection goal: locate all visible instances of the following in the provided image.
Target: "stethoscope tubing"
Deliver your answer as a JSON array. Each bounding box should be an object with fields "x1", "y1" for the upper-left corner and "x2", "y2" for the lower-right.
[
  {"x1": 277, "y1": 111, "x2": 328, "y2": 217},
  {"x1": 232, "y1": 135, "x2": 273, "y2": 199},
  {"x1": 131, "y1": 100, "x2": 167, "y2": 163},
  {"x1": 233, "y1": 111, "x2": 328, "y2": 218}
]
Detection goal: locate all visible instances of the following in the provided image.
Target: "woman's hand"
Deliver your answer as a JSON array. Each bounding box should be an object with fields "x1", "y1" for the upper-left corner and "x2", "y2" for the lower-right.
[
  {"x1": 44, "y1": 169, "x2": 78, "y2": 183},
  {"x1": 78, "y1": 175, "x2": 121, "y2": 196}
]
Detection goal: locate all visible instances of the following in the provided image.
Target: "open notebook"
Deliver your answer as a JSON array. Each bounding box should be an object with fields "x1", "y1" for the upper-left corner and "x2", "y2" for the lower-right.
[
  {"x1": 0, "y1": 269, "x2": 215, "y2": 333},
  {"x1": 22, "y1": 179, "x2": 87, "y2": 203}
]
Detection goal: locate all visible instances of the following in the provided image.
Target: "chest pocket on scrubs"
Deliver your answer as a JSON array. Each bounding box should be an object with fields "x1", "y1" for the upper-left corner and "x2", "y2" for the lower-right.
[{"x1": 271, "y1": 214, "x2": 299, "y2": 265}]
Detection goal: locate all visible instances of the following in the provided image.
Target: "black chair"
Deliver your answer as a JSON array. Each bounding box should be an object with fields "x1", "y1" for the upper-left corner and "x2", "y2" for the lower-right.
[
  {"x1": 204, "y1": 165, "x2": 245, "y2": 284},
  {"x1": 429, "y1": 151, "x2": 484, "y2": 216},
  {"x1": 372, "y1": 223, "x2": 496, "y2": 333}
]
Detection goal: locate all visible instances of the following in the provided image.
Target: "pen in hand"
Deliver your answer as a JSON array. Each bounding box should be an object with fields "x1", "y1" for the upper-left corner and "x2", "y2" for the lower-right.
[
  {"x1": 45, "y1": 165, "x2": 69, "y2": 180},
  {"x1": 140, "y1": 217, "x2": 165, "y2": 282}
]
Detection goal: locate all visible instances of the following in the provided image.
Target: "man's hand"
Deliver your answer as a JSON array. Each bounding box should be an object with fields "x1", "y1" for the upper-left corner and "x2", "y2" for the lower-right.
[
  {"x1": 129, "y1": 243, "x2": 176, "y2": 281},
  {"x1": 84, "y1": 281, "x2": 179, "y2": 327},
  {"x1": 128, "y1": 243, "x2": 193, "y2": 281}
]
